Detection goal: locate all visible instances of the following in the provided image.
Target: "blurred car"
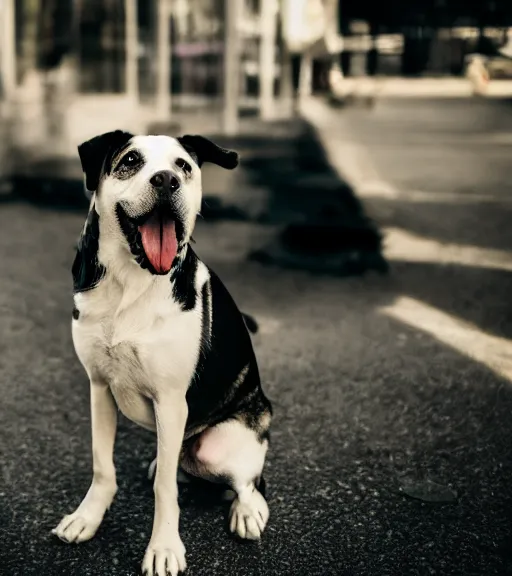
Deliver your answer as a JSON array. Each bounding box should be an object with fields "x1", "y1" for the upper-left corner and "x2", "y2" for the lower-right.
[{"x1": 465, "y1": 50, "x2": 512, "y2": 81}]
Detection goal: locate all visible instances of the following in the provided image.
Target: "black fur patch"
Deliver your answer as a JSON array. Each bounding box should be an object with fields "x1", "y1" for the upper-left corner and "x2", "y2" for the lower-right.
[
  {"x1": 200, "y1": 279, "x2": 212, "y2": 346},
  {"x1": 112, "y1": 149, "x2": 146, "y2": 181},
  {"x1": 72, "y1": 205, "x2": 105, "y2": 293},
  {"x1": 241, "y1": 313, "x2": 258, "y2": 334},
  {"x1": 78, "y1": 130, "x2": 133, "y2": 193},
  {"x1": 72, "y1": 307, "x2": 80, "y2": 320},
  {"x1": 185, "y1": 264, "x2": 272, "y2": 438},
  {"x1": 175, "y1": 157, "x2": 193, "y2": 179},
  {"x1": 178, "y1": 135, "x2": 239, "y2": 169},
  {"x1": 170, "y1": 246, "x2": 198, "y2": 311}
]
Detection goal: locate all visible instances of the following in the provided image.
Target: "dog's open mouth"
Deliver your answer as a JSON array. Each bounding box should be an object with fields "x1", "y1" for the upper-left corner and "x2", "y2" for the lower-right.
[
  {"x1": 117, "y1": 204, "x2": 181, "y2": 275},
  {"x1": 138, "y1": 209, "x2": 177, "y2": 274}
]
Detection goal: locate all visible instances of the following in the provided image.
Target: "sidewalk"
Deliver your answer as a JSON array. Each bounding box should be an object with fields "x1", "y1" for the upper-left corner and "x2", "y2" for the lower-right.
[{"x1": 333, "y1": 76, "x2": 512, "y2": 98}]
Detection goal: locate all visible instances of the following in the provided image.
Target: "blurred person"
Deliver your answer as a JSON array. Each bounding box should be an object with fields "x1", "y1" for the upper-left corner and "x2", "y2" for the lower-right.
[
  {"x1": 498, "y1": 28, "x2": 512, "y2": 60},
  {"x1": 466, "y1": 54, "x2": 490, "y2": 96}
]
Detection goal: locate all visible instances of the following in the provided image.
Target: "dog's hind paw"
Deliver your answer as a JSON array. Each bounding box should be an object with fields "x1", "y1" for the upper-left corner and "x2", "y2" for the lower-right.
[{"x1": 229, "y1": 488, "x2": 269, "y2": 540}]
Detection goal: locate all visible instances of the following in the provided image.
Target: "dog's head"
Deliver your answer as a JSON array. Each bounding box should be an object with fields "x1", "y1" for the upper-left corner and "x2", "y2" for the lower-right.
[{"x1": 78, "y1": 131, "x2": 238, "y2": 275}]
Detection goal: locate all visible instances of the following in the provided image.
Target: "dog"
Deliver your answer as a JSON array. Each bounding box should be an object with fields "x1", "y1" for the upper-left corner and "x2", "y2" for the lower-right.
[{"x1": 51, "y1": 131, "x2": 272, "y2": 575}]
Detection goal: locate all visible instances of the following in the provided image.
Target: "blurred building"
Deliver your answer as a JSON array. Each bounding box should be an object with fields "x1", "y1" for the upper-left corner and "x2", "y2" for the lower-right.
[
  {"x1": 338, "y1": 0, "x2": 512, "y2": 77},
  {"x1": 2, "y1": 0, "x2": 512, "y2": 166}
]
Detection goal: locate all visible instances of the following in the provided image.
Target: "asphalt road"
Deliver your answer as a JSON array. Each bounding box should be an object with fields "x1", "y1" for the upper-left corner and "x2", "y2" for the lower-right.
[{"x1": 1, "y1": 98, "x2": 512, "y2": 576}]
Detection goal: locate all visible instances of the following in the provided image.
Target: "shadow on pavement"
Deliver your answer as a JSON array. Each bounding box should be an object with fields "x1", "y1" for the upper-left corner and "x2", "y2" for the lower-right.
[{"x1": 211, "y1": 119, "x2": 387, "y2": 276}]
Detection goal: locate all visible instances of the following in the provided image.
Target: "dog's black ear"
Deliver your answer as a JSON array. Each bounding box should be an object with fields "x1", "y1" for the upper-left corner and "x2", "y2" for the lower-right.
[
  {"x1": 78, "y1": 130, "x2": 134, "y2": 192},
  {"x1": 178, "y1": 135, "x2": 238, "y2": 169}
]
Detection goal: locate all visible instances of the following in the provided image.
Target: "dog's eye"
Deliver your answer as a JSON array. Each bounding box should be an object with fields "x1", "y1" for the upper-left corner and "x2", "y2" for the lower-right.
[
  {"x1": 120, "y1": 151, "x2": 141, "y2": 168},
  {"x1": 176, "y1": 158, "x2": 192, "y2": 174}
]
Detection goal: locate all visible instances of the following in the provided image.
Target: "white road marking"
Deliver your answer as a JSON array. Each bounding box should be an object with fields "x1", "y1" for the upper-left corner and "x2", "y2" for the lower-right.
[
  {"x1": 384, "y1": 227, "x2": 512, "y2": 272},
  {"x1": 379, "y1": 296, "x2": 512, "y2": 382}
]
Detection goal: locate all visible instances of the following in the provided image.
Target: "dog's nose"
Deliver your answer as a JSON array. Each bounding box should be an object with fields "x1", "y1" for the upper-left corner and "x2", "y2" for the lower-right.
[{"x1": 150, "y1": 170, "x2": 180, "y2": 191}]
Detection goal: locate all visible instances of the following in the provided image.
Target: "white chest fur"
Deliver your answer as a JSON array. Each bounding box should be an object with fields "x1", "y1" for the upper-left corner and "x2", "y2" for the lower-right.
[{"x1": 72, "y1": 268, "x2": 204, "y2": 430}]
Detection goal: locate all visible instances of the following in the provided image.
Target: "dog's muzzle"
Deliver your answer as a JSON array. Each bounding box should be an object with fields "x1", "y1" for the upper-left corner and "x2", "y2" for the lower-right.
[{"x1": 116, "y1": 170, "x2": 185, "y2": 275}]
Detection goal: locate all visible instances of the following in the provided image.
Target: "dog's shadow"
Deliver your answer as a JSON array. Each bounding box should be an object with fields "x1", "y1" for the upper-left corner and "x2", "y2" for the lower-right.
[
  {"x1": 178, "y1": 474, "x2": 267, "y2": 508},
  {"x1": 178, "y1": 477, "x2": 231, "y2": 509},
  {"x1": 139, "y1": 461, "x2": 232, "y2": 511}
]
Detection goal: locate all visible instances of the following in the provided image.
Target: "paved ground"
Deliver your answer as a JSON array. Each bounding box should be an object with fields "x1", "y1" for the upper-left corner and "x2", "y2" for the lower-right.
[
  {"x1": 325, "y1": 77, "x2": 512, "y2": 98},
  {"x1": 1, "y1": 98, "x2": 512, "y2": 576}
]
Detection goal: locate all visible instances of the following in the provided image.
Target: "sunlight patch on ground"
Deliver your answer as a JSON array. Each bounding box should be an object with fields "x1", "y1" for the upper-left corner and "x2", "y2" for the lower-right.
[
  {"x1": 380, "y1": 296, "x2": 512, "y2": 383},
  {"x1": 384, "y1": 227, "x2": 512, "y2": 272},
  {"x1": 367, "y1": 189, "x2": 512, "y2": 204}
]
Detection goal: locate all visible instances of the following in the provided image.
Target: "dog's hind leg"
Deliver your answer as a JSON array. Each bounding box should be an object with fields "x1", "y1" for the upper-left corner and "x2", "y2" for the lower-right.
[{"x1": 181, "y1": 417, "x2": 270, "y2": 540}]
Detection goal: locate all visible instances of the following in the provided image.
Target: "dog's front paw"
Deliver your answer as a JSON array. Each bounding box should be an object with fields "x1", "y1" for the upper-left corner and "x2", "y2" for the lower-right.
[
  {"x1": 229, "y1": 488, "x2": 269, "y2": 540},
  {"x1": 52, "y1": 480, "x2": 117, "y2": 544},
  {"x1": 142, "y1": 537, "x2": 186, "y2": 576},
  {"x1": 51, "y1": 510, "x2": 103, "y2": 543}
]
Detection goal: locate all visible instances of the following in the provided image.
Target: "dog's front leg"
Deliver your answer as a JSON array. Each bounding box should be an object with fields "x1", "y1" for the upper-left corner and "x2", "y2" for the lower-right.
[
  {"x1": 142, "y1": 392, "x2": 188, "y2": 576},
  {"x1": 52, "y1": 379, "x2": 117, "y2": 543}
]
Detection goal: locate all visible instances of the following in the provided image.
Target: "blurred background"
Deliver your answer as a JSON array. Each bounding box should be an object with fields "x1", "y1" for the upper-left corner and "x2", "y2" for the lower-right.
[
  {"x1": 2, "y1": 0, "x2": 512, "y2": 161},
  {"x1": 2, "y1": 1, "x2": 512, "y2": 575}
]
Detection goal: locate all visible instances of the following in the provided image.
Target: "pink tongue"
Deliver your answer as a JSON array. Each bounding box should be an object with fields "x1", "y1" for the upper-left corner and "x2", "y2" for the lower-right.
[{"x1": 138, "y1": 212, "x2": 178, "y2": 274}]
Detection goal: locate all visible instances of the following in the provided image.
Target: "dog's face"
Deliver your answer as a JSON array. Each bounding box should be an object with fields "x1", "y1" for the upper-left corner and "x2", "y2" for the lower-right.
[{"x1": 78, "y1": 131, "x2": 238, "y2": 275}]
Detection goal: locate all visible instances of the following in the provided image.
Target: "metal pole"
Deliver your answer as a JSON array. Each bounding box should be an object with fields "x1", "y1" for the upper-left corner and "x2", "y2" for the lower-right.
[
  {"x1": 223, "y1": 0, "x2": 240, "y2": 135},
  {"x1": 156, "y1": 0, "x2": 171, "y2": 119},
  {"x1": 259, "y1": 0, "x2": 277, "y2": 119},
  {"x1": 280, "y1": 40, "x2": 294, "y2": 94},
  {"x1": 325, "y1": 0, "x2": 340, "y2": 45},
  {"x1": 298, "y1": 52, "x2": 312, "y2": 98},
  {"x1": 327, "y1": 0, "x2": 345, "y2": 96},
  {"x1": 125, "y1": 0, "x2": 138, "y2": 99},
  {"x1": 278, "y1": 0, "x2": 296, "y2": 114},
  {"x1": 1, "y1": 0, "x2": 17, "y2": 102}
]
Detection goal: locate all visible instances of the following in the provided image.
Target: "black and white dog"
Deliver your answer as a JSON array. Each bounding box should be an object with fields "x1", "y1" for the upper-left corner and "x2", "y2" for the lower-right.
[{"x1": 51, "y1": 131, "x2": 272, "y2": 575}]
